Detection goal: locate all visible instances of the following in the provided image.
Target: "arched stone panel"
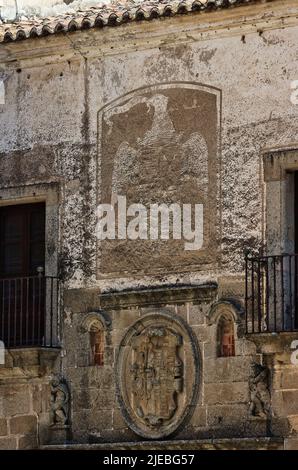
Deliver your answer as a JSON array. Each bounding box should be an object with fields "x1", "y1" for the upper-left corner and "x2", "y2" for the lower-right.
[{"x1": 97, "y1": 82, "x2": 221, "y2": 277}]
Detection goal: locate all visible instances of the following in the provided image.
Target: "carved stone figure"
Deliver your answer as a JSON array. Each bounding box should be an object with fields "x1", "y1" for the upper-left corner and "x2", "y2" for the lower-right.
[
  {"x1": 50, "y1": 376, "x2": 70, "y2": 426},
  {"x1": 249, "y1": 363, "x2": 271, "y2": 418},
  {"x1": 116, "y1": 312, "x2": 200, "y2": 439}
]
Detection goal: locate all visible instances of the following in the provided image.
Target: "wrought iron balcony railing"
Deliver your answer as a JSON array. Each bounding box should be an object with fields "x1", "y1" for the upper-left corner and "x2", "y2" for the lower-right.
[
  {"x1": 245, "y1": 253, "x2": 298, "y2": 334},
  {"x1": 0, "y1": 275, "x2": 61, "y2": 349}
]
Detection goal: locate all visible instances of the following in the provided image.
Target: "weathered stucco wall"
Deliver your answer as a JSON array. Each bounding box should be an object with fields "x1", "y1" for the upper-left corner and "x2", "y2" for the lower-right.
[
  {"x1": 0, "y1": 2, "x2": 297, "y2": 290},
  {"x1": 0, "y1": 0, "x2": 298, "y2": 448}
]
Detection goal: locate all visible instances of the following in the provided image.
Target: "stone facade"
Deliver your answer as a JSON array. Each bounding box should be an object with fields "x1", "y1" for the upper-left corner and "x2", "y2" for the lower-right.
[{"x1": 0, "y1": 0, "x2": 298, "y2": 450}]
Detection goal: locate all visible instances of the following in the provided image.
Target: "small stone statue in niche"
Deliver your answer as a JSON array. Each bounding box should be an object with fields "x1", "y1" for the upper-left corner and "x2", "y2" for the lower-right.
[
  {"x1": 50, "y1": 375, "x2": 70, "y2": 426},
  {"x1": 249, "y1": 363, "x2": 271, "y2": 418}
]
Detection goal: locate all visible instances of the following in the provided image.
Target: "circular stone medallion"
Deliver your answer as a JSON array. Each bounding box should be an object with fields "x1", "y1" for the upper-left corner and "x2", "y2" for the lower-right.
[{"x1": 116, "y1": 312, "x2": 200, "y2": 439}]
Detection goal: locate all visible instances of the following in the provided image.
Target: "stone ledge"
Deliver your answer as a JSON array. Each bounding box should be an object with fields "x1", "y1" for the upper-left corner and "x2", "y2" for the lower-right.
[
  {"x1": 41, "y1": 437, "x2": 284, "y2": 450},
  {"x1": 100, "y1": 283, "x2": 218, "y2": 310},
  {"x1": 246, "y1": 332, "x2": 298, "y2": 356},
  {"x1": 0, "y1": 347, "x2": 60, "y2": 377}
]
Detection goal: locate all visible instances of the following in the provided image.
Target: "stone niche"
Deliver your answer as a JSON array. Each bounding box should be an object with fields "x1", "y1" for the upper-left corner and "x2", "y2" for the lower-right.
[
  {"x1": 115, "y1": 311, "x2": 201, "y2": 440},
  {"x1": 97, "y1": 82, "x2": 221, "y2": 278}
]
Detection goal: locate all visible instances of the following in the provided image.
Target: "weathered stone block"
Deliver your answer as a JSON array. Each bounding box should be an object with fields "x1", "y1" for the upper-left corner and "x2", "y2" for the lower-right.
[
  {"x1": 73, "y1": 387, "x2": 115, "y2": 412},
  {"x1": 284, "y1": 438, "x2": 298, "y2": 450},
  {"x1": 10, "y1": 415, "x2": 37, "y2": 435},
  {"x1": 0, "y1": 419, "x2": 7, "y2": 436},
  {"x1": 32, "y1": 385, "x2": 42, "y2": 414},
  {"x1": 281, "y1": 368, "x2": 298, "y2": 389},
  {"x1": 113, "y1": 309, "x2": 139, "y2": 330},
  {"x1": 203, "y1": 341, "x2": 217, "y2": 359},
  {"x1": 207, "y1": 404, "x2": 248, "y2": 427},
  {"x1": 76, "y1": 351, "x2": 90, "y2": 368},
  {"x1": 244, "y1": 419, "x2": 270, "y2": 438},
  {"x1": 218, "y1": 276, "x2": 245, "y2": 299},
  {"x1": 112, "y1": 408, "x2": 128, "y2": 430},
  {"x1": 72, "y1": 388, "x2": 93, "y2": 410},
  {"x1": 174, "y1": 304, "x2": 187, "y2": 321},
  {"x1": 112, "y1": 328, "x2": 126, "y2": 348},
  {"x1": 18, "y1": 434, "x2": 38, "y2": 449},
  {"x1": 272, "y1": 369, "x2": 282, "y2": 390},
  {"x1": 281, "y1": 391, "x2": 298, "y2": 415},
  {"x1": 235, "y1": 339, "x2": 256, "y2": 356},
  {"x1": 41, "y1": 384, "x2": 51, "y2": 413},
  {"x1": 1, "y1": 386, "x2": 30, "y2": 417},
  {"x1": 64, "y1": 288, "x2": 99, "y2": 314},
  {"x1": 271, "y1": 390, "x2": 286, "y2": 416},
  {"x1": 204, "y1": 382, "x2": 249, "y2": 405},
  {"x1": 288, "y1": 415, "x2": 298, "y2": 434},
  {"x1": 67, "y1": 365, "x2": 114, "y2": 389},
  {"x1": 191, "y1": 325, "x2": 210, "y2": 343},
  {"x1": 204, "y1": 356, "x2": 253, "y2": 383},
  {"x1": 0, "y1": 437, "x2": 17, "y2": 450},
  {"x1": 192, "y1": 406, "x2": 207, "y2": 427},
  {"x1": 104, "y1": 346, "x2": 114, "y2": 366},
  {"x1": 72, "y1": 409, "x2": 113, "y2": 432},
  {"x1": 188, "y1": 303, "x2": 208, "y2": 326},
  {"x1": 270, "y1": 417, "x2": 291, "y2": 437}
]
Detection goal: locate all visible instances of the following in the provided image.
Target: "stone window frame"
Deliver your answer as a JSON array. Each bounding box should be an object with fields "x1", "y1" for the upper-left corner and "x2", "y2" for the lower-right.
[
  {"x1": 263, "y1": 144, "x2": 298, "y2": 255},
  {"x1": 80, "y1": 311, "x2": 111, "y2": 367},
  {"x1": 0, "y1": 182, "x2": 60, "y2": 351},
  {"x1": 207, "y1": 300, "x2": 243, "y2": 358},
  {"x1": 0, "y1": 182, "x2": 60, "y2": 277}
]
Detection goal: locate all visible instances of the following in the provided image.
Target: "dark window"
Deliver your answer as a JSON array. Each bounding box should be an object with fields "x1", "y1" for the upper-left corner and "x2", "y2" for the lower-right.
[
  {"x1": 0, "y1": 202, "x2": 45, "y2": 277},
  {"x1": 295, "y1": 172, "x2": 298, "y2": 329},
  {"x1": 0, "y1": 203, "x2": 46, "y2": 347},
  {"x1": 295, "y1": 172, "x2": 298, "y2": 254},
  {"x1": 90, "y1": 329, "x2": 104, "y2": 366},
  {"x1": 217, "y1": 315, "x2": 235, "y2": 358}
]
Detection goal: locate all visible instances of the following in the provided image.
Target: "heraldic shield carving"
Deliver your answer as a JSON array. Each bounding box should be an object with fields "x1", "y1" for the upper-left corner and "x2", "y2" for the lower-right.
[{"x1": 116, "y1": 312, "x2": 200, "y2": 439}]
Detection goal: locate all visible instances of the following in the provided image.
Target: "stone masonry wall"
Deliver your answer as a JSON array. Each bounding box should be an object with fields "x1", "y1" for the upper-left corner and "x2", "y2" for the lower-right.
[
  {"x1": 0, "y1": 352, "x2": 53, "y2": 449},
  {"x1": 62, "y1": 285, "x2": 271, "y2": 444}
]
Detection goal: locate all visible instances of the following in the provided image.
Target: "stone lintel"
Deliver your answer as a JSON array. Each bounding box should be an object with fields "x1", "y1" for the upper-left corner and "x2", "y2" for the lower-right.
[
  {"x1": 262, "y1": 145, "x2": 298, "y2": 182},
  {"x1": 100, "y1": 283, "x2": 218, "y2": 310}
]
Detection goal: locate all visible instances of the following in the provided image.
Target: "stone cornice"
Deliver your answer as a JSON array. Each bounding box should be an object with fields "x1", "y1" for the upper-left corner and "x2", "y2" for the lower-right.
[{"x1": 100, "y1": 282, "x2": 218, "y2": 308}]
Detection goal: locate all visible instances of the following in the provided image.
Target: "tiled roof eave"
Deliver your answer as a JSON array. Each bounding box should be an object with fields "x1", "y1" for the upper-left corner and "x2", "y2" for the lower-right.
[{"x1": 0, "y1": 0, "x2": 267, "y2": 44}]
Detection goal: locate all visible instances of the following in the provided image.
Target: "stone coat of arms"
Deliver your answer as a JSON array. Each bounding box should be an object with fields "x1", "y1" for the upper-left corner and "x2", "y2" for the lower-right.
[
  {"x1": 130, "y1": 327, "x2": 183, "y2": 428},
  {"x1": 116, "y1": 312, "x2": 200, "y2": 439}
]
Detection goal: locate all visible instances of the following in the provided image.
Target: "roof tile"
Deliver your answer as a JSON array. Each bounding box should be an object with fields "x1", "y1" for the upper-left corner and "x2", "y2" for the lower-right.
[{"x1": 0, "y1": 1, "x2": 269, "y2": 44}]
